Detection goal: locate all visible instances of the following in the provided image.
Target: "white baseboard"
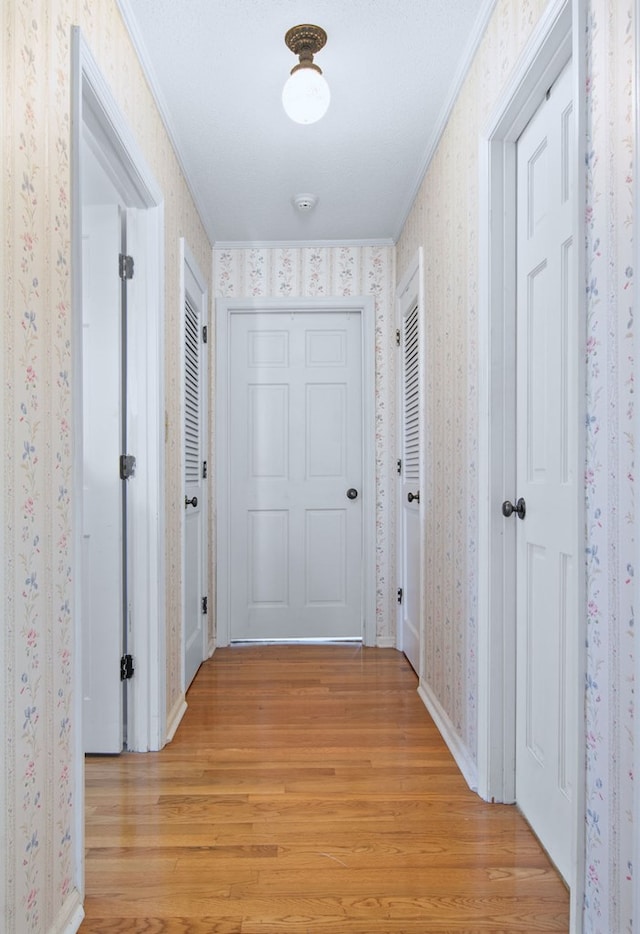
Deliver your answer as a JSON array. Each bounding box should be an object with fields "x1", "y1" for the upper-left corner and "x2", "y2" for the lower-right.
[
  {"x1": 207, "y1": 639, "x2": 216, "y2": 659},
  {"x1": 375, "y1": 636, "x2": 397, "y2": 648},
  {"x1": 50, "y1": 890, "x2": 84, "y2": 934},
  {"x1": 417, "y1": 681, "x2": 478, "y2": 793},
  {"x1": 165, "y1": 693, "x2": 187, "y2": 744}
]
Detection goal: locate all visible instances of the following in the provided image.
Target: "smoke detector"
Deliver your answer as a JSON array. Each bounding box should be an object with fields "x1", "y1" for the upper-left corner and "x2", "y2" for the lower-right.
[{"x1": 293, "y1": 193, "x2": 318, "y2": 212}]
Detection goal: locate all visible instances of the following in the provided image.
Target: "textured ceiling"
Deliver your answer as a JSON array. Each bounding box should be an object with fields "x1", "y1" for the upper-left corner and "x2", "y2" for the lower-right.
[{"x1": 120, "y1": 0, "x2": 492, "y2": 245}]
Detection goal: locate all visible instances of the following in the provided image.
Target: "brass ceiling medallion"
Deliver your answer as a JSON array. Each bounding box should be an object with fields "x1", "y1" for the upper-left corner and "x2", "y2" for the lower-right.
[
  {"x1": 284, "y1": 24, "x2": 328, "y2": 75},
  {"x1": 282, "y1": 23, "x2": 330, "y2": 125}
]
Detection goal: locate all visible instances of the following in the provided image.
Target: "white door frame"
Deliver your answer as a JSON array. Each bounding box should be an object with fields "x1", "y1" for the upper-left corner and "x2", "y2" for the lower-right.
[
  {"x1": 71, "y1": 23, "x2": 166, "y2": 887},
  {"x1": 635, "y1": 4, "x2": 640, "y2": 926},
  {"x1": 216, "y1": 297, "x2": 377, "y2": 647},
  {"x1": 476, "y1": 0, "x2": 585, "y2": 928},
  {"x1": 395, "y1": 249, "x2": 425, "y2": 674},
  {"x1": 180, "y1": 238, "x2": 209, "y2": 692}
]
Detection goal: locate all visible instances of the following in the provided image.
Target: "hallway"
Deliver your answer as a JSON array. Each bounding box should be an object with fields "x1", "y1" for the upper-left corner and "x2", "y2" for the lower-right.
[{"x1": 82, "y1": 644, "x2": 569, "y2": 932}]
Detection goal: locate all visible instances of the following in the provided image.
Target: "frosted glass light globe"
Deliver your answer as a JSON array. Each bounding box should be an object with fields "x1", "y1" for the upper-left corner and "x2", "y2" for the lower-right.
[{"x1": 282, "y1": 68, "x2": 330, "y2": 125}]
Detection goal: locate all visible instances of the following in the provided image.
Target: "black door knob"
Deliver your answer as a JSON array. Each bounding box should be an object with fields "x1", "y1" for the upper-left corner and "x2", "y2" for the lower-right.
[
  {"x1": 502, "y1": 497, "x2": 526, "y2": 519},
  {"x1": 185, "y1": 495, "x2": 198, "y2": 508},
  {"x1": 346, "y1": 488, "x2": 358, "y2": 500},
  {"x1": 407, "y1": 491, "x2": 420, "y2": 504}
]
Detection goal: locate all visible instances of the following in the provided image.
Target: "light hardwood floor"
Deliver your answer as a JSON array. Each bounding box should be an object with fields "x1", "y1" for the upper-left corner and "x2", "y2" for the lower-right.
[{"x1": 82, "y1": 644, "x2": 569, "y2": 933}]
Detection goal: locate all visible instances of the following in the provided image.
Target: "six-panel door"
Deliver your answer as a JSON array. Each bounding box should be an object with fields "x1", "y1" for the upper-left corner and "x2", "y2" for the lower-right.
[{"x1": 229, "y1": 311, "x2": 363, "y2": 640}]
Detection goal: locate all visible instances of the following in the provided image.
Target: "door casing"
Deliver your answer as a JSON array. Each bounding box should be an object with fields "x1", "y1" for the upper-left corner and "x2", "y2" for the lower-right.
[
  {"x1": 180, "y1": 238, "x2": 209, "y2": 695},
  {"x1": 395, "y1": 249, "x2": 425, "y2": 674},
  {"x1": 476, "y1": 0, "x2": 585, "y2": 929},
  {"x1": 216, "y1": 297, "x2": 377, "y2": 646},
  {"x1": 71, "y1": 23, "x2": 166, "y2": 891},
  {"x1": 635, "y1": 3, "x2": 640, "y2": 925}
]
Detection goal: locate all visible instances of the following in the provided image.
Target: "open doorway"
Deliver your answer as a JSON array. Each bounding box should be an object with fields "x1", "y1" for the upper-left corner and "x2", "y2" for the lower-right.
[
  {"x1": 72, "y1": 26, "x2": 166, "y2": 753},
  {"x1": 80, "y1": 143, "x2": 130, "y2": 753},
  {"x1": 71, "y1": 23, "x2": 167, "y2": 885}
]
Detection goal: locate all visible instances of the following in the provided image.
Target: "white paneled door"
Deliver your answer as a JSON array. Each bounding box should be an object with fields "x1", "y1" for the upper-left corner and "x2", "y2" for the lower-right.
[
  {"x1": 513, "y1": 60, "x2": 577, "y2": 883},
  {"x1": 229, "y1": 311, "x2": 363, "y2": 640}
]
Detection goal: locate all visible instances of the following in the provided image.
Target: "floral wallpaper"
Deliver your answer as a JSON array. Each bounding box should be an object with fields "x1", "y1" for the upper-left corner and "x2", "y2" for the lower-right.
[
  {"x1": 397, "y1": 0, "x2": 552, "y2": 786},
  {"x1": 583, "y1": 4, "x2": 635, "y2": 931},
  {"x1": 2, "y1": 0, "x2": 211, "y2": 931},
  {"x1": 2, "y1": 0, "x2": 638, "y2": 932},
  {"x1": 398, "y1": 0, "x2": 636, "y2": 930},
  {"x1": 213, "y1": 246, "x2": 397, "y2": 643}
]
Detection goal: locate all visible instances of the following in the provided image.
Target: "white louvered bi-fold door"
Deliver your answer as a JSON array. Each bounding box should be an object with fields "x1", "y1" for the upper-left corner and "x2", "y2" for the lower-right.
[
  {"x1": 184, "y1": 290, "x2": 206, "y2": 687},
  {"x1": 400, "y1": 303, "x2": 421, "y2": 673}
]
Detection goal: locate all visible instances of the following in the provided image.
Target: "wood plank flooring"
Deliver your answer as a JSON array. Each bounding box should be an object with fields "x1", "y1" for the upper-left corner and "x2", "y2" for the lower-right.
[{"x1": 82, "y1": 644, "x2": 569, "y2": 933}]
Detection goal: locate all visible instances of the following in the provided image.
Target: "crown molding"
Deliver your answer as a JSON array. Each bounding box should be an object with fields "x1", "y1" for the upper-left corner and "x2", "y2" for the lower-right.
[
  {"x1": 393, "y1": 0, "x2": 499, "y2": 242},
  {"x1": 118, "y1": 0, "x2": 496, "y2": 251},
  {"x1": 213, "y1": 239, "x2": 395, "y2": 250},
  {"x1": 116, "y1": 0, "x2": 215, "y2": 246}
]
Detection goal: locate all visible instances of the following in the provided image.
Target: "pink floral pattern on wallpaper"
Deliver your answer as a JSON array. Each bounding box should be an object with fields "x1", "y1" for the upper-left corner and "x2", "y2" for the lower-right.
[
  {"x1": 7, "y1": 1, "x2": 76, "y2": 927},
  {"x1": 396, "y1": 84, "x2": 478, "y2": 755},
  {"x1": 51, "y1": 1, "x2": 74, "y2": 914},
  {"x1": 5, "y1": 1, "x2": 212, "y2": 931},
  {"x1": 4, "y1": 1, "x2": 638, "y2": 933},
  {"x1": 337, "y1": 247, "x2": 355, "y2": 295},
  {"x1": 276, "y1": 248, "x2": 295, "y2": 295},
  {"x1": 584, "y1": 4, "x2": 635, "y2": 931},
  {"x1": 216, "y1": 250, "x2": 236, "y2": 297},
  {"x1": 306, "y1": 250, "x2": 326, "y2": 295},
  {"x1": 14, "y1": 8, "x2": 44, "y2": 930},
  {"x1": 397, "y1": 0, "x2": 637, "y2": 930},
  {"x1": 214, "y1": 246, "x2": 396, "y2": 640}
]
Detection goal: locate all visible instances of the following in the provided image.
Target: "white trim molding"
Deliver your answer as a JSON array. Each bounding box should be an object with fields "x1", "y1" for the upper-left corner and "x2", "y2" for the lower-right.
[
  {"x1": 418, "y1": 683, "x2": 479, "y2": 793},
  {"x1": 72, "y1": 27, "x2": 166, "y2": 770},
  {"x1": 477, "y1": 0, "x2": 571, "y2": 803},
  {"x1": 214, "y1": 239, "x2": 395, "y2": 251},
  {"x1": 394, "y1": 0, "x2": 498, "y2": 241},
  {"x1": 216, "y1": 296, "x2": 377, "y2": 647},
  {"x1": 53, "y1": 892, "x2": 85, "y2": 934},
  {"x1": 179, "y1": 238, "x2": 210, "y2": 693},
  {"x1": 0, "y1": 2, "x2": 6, "y2": 920},
  {"x1": 116, "y1": 0, "x2": 212, "y2": 240},
  {"x1": 395, "y1": 248, "x2": 425, "y2": 677},
  {"x1": 165, "y1": 693, "x2": 188, "y2": 744},
  {"x1": 634, "y1": 1, "x2": 640, "y2": 928}
]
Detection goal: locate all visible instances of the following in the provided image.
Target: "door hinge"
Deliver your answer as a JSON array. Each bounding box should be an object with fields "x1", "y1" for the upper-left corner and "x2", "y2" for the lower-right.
[
  {"x1": 120, "y1": 654, "x2": 135, "y2": 680},
  {"x1": 202, "y1": 460, "x2": 208, "y2": 479},
  {"x1": 119, "y1": 253, "x2": 134, "y2": 280},
  {"x1": 202, "y1": 596, "x2": 208, "y2": 615},
  {"x1": 202, "y1": 325, "x2": 208, "y2": 344},
  {"x1": 119, "y1": 454, "x2": 136, "y2": 479},
  {"x1": 395, "y1": 328, "x2": 401, "y2": 346},
  {"x1": 397, "y1": 588, "x2": 403, "y2": 605},
  {"x1": 397, "y1": 458, "x2": 402, "y2": 476}
]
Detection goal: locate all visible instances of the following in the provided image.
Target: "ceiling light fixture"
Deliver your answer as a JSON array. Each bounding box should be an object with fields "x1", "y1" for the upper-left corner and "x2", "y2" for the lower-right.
[{"x1": 282, "y1": 24, "x2": 330, "y2": 125}]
